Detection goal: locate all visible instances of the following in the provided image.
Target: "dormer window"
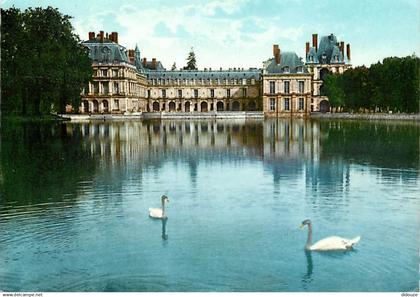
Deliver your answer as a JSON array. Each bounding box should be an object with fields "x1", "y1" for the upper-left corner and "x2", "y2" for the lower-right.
[
  {"x1": 283, "y1": 66, "x2": 290, "y2": 73},
  {"x1": 309, "y1": 55, "x2": 314, "y2": 62},
  {"x1": 296, "y1": 66, "x2": 303, "y2": 73}
]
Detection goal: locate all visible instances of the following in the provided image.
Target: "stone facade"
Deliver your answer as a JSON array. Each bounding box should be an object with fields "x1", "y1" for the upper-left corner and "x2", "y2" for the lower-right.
[
  {"x1": 262, "y1": 47, "x2": 312, "y2": 117},
  {"x1": 305, "y1": 33, "x2": 352, "y2": 112},
  {"x1": 145, "y1": 70, "x2": 261, "y2": 112},
  {"x1": 78, "y1": 31, "x2": 351, "y2": 117}
]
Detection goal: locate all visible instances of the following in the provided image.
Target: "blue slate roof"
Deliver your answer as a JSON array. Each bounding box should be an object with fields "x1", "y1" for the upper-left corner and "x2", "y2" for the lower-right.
[
  {"x1": 264, "y1": 52, "x2": 308, "y2": 74},
  {"x1": 82, "y1": 39, "x2": 130, "y2": 64},
  {"x1": 143, "y1": 61, "x2": 166, "y2": 71},
  {"x1": 145, "y1": 69, "x2": 261, "y2": 80},
  {"x1": 306, "y1": 34, "x2": 345, "y2": 64}
]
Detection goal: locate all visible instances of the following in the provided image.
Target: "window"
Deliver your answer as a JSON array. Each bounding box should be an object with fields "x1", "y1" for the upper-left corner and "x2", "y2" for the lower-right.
[
  {"x1": 178, "y1": 89, "x2": 182, "y2": 98},
  {"x1": 284, "y1": 81, "x2": 290, "y2": 94},
  {"x1": 284, "y1": 98, "x2": 290, "y2": 111},
  {"x1": 210, "y1": 89, "x2": 215, "y2": 98},
  {"x1": 296, "y1": 66, "x2": 303, "y2": 73},
  {"x1": 269, "y1": 81, "x2": 275, "y2": 94},
  {"x1": 103, "y1": 82, "x2": 109, "y2": 95},
  {"x1": 93, "y1": 82, "x2": 99, "y2": 94},
  {"x1": 299, "y1": 98, "x2": 304, "y2": 110},
  {"x1": 243, "y1": 88, "x2": 247, "y2": 97},
  {"x1": 162, "y1": 89, "x2": 166, "y2": 98},
  {"x1": 227, "y1": 89, "x2": 231, "y2": 98},
  {"x1": 147, "y1": 89, "x2": 151, "y2": 98},
  {"x1": 298, "y1": 81, "x2": 304, "y2": 93},
  {"x1": 114, "y1": 99, "x2": 119, "y2": 110},
  {"x1": 112, "y1": 69, "x2": 118, "y2": 77},
  {"x1": 283, "y1": 66, "x2": 290, "y2": 73},
  {"x1": 101, "y1": 69, "x2": 107, "y2": 77},
  {"x1": 194, "y1": 89, "x2": 198, "y2": 98},
  {"x1": 270, "y1": 98, "x2": 276, "y2": 111},
  {"x1": 113, "y1": 82, "x2": 119, "y2": 94}
]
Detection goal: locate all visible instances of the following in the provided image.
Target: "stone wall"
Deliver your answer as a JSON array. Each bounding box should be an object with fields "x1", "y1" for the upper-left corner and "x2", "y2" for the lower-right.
[{"x1": 310, "y1": 112, "x2": 420, "y2": 121}]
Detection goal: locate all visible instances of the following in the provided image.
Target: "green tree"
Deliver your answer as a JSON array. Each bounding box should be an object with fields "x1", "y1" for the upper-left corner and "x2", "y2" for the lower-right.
[
  {"x1": 1, "y1": 6, "x2": 93, "y2": 116},
  {"x1": 183, "y1": 47, "x2": 197, "y2": 70},
  {"x1": 323, "y1": 56, "x2": 419, "y2": 113},
  {"x1": 323, "y1": 74, "x2": 345, "y2": 109}
]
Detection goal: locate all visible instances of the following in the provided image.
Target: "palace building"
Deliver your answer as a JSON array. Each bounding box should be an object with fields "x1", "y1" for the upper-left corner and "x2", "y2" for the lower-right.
[{"x1": 78, "y1": 31, "x2": 351, "y2": 117}]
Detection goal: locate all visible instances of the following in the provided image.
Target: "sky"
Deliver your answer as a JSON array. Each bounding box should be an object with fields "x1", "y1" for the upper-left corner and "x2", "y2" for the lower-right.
[{"x1": 3, "y1": 0, "x2": 420, "y2": 69}]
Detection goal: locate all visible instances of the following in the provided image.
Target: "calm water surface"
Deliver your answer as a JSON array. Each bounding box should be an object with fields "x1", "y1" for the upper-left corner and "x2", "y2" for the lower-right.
[{"x1": 0, "y1": 119, "x2": 419, "y2": 292}]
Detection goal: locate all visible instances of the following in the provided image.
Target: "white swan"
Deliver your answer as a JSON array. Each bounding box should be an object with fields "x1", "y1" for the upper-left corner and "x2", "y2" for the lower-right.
[
  {"x1": 149, "y1": 195, "x2": 169, "y2": 219},
  {"x1": 300, "y1": 219, "x2": 361, "y2": 251}
]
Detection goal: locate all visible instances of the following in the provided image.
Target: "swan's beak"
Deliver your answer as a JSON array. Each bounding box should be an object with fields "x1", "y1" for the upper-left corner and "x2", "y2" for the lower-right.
[{"x1": 299, "y1": 224, "x2": 304, "y2": 229}]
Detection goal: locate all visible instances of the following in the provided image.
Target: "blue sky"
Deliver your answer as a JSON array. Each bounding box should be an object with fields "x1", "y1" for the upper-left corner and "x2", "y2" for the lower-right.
[{"x1": 3, "y1": 0, "x2": 420, "y2": 69}]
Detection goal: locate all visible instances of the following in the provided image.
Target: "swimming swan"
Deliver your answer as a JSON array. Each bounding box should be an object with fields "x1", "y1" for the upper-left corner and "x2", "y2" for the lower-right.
[
  {"x1": 300, "y1": 219, "x2": 361, "y2": 251},
  {"x1": 149, "y1": 195, "x2": 169, "y2": 219}
]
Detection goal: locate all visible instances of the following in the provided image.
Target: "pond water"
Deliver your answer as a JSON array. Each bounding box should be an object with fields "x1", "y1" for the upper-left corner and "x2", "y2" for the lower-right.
[{"x1": 0, "y1": 119, "x2": 419, "y2": 292}]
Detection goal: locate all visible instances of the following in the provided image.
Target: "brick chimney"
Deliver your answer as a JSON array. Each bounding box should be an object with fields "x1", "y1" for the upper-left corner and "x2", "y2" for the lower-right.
[
  {"x1": 88, "y1": 32, "x2": 95, "y2": 40},
  {"x1": 99, "y1": 31, "x2": 104, "y2": 43},
  {"x1": 128, "y1": 49, "x2": 135, "y2": 64},
  {"x1": 312, "y1": 33, "x2": 318, "y2": 51},
  {"x1": 346, "y1": 43, "x2": 351, "y2": 61},
  {"x1": 112, "y1": 32, "x2": 118, "y2": 44},
  {"x1": 340, "y1": 41, "x2": 345, "y2": 57},
  {"x1": 142, "y1": 58, "x2": 147, "y2": 66},
  {"x1": 152, "y1": 58, "x2": 157, "y2": 69},
  {"x1": 305, "y1": 42, "x2": 310, "y2": 56},
  {"x1": 273, "y1": 44, "x2": 280, "y2": 64}
]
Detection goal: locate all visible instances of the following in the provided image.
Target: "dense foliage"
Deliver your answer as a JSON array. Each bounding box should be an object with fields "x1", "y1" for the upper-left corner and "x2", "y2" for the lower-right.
[
  {"x1": 183, "y1": 47, "x2": 197, "y2": 70},
  {"x1": 1, "y1": 6, "x2": 93, "y2": 116},
  {"x1": 323, "y1": 56, "x2": 420, "y2": 113}
]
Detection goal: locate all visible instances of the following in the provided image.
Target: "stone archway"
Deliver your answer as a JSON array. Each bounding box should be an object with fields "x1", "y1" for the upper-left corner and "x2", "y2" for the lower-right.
[
  {"x1": 185, "y1": 101, "x2": 191, "y2": 112},
  {"x1": 201, "y1": 101, "x2": 208, "y2": 112},
  {"x1": 169, "y1": 101, "x2": 176, "y2": 112},
  {"x1": 82, "y1": 100, "x2": 89, "y2": 113},
  {"x1": 232, "y1": 101, "x2": 240, "y2": 111},
  {"x1": 248, "y1": 101, "x2": 256, "y2": 111},
  {"x1": 216, "y1": 101, "x2": 224, "y2": 111},
  {"x1": 152, "y1": 101, "x2": 160, "y2": 111},
  {"x1": 92, "y1": 100, "x2": 99, "y2": 113},
  {"x1": 102, "y1": 100, "x2": 109, "y2": 113},
  {"x1": 320, "y1": 100, "x2": 330, "y2": 113}
]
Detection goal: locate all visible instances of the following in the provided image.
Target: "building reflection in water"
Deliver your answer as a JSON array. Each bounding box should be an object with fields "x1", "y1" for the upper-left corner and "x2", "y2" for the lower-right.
[
  {"x1": 65, "y1": 119, "x2": 419, "y2": 206},
  {"x1": 66, "y1": 120, "x2": 328, "y2": 197}
]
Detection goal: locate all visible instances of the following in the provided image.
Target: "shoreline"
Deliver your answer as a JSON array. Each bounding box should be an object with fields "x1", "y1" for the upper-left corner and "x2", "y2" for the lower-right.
[
  {"x1": 3, "y1": 112, "x2": 420, "y2": 122},
  {"x1": 59, "y1": 111, "x2": 265, "y2": 121}
]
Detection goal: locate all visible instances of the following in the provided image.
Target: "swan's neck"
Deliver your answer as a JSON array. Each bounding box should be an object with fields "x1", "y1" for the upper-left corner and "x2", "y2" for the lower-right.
[
  {"x1": 306, "y1": 223, "x2": 313, "y2": 249},
  {"x1": 161, "y1": 200, "x2": 166, "y2": 217}
]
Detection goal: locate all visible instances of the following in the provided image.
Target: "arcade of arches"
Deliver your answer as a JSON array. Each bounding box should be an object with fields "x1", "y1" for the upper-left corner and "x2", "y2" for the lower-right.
[{"x1": 81, "y1": 99, "x2": 260, "y2": 113}]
